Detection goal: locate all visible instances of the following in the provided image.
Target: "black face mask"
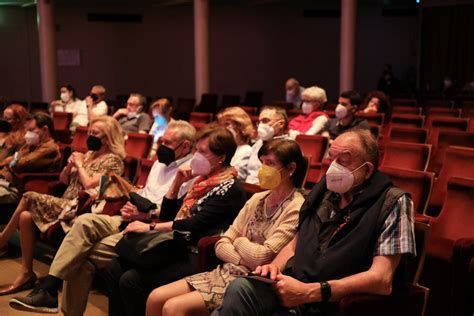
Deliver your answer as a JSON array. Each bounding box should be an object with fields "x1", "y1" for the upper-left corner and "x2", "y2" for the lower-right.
[
  {"x1": 90, "y1": 93, "x2": 99, "y2": 102},
  {"x1": 156, "y1": 144, "x2": 176, "y2": 166},
  {"x1": 87, "y1": 135, "x2": 102, "y2": 151},
  {"x1": 0, "y1": 119, "x2": 12, "y2": 133}
]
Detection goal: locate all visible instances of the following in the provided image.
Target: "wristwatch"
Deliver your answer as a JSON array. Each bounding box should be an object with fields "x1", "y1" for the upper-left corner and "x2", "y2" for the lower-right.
[
  {"x1": 320, "y1": 281, "x2": 331, "y2": 302},
  {"x1": 149, "y1": 222, "x2": 156, "y2": 231}
]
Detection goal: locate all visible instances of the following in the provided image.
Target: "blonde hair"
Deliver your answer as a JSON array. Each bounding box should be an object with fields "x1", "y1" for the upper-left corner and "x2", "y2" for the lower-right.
[
  {"x1": 91, "y1": 116, "x2": 126, "y2": 159},
  {"x1": 302, "y1": 86, "x2": 327, "y2": 104},
  {"x1": 217, "y1": 106, "x2": 255, "y2": 143}
]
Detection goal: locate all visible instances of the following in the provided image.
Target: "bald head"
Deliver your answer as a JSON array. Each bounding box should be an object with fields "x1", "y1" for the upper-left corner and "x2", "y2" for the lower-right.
[
  {"x1": 285, "y1": 78, "x2": 300, "y2": 91},
  {"x1": 331, "y1": 129, "x2": 379, "y2": 170}
]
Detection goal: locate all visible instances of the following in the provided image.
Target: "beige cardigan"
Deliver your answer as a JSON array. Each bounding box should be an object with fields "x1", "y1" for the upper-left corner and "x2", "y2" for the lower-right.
[{"x1": 215, "y1": 190, "x2": 304, "y2": 271}]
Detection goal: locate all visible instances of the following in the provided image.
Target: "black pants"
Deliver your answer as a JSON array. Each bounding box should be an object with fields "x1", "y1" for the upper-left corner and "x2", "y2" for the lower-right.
[{"x1": 101, "y1": 252, "x2": 198, "y2": 316}]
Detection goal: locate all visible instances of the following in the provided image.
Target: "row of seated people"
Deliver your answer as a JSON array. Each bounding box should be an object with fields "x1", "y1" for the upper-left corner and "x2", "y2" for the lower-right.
[
  {"x1": 0, "y1": 121, "x2": 423, "y2": 315},
  {"x1": 2, "y1": 93, "x2": 469, "y2": 225}
]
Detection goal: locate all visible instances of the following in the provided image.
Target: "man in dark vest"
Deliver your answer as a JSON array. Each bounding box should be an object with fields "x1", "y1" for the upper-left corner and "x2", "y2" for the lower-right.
[{"x1": 212, "y1": 129, "x2": 416, "y2": 315}]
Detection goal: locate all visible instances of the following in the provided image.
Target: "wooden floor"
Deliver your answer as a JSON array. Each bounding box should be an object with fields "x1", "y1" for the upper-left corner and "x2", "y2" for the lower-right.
[{"x1": 0, "y1": 251, "x2": 108, "y2": 316}]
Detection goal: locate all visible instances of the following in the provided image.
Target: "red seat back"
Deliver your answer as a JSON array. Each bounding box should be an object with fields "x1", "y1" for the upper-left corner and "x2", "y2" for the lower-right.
[
  {"x1": 125, "y1": 133, "x2": 153, "y2": 159},
  {"x1": 134, "y1": 159, "x2": 155, "y2": 188},
  {"x1": 381, "y1": 141, "x2": 431, "y2": 172},
  {"x1": 388, "y1": 126, "x2": 428, "y2": 144},
  {"x1": 295, "y1": 135, "x2": 329, "y2": 166},
  {"x1": 427, "y1": 176, "x2": 474, "y2": 260},
  {"x1": 53, "y1": 112, "x2": 73, "y2": 130},
  {"x1": 71, "y1": 126, "x2": 89, "y2": 153},
  {"x1": 429, "y1": 146, "x2": 474, "y2": 214},
  {"x1": 380, "y1": 166, "x2": 434, "y2": 216},
  {"x1": 428, "y1": 130, "x2": 474, "y2": 174},
  {"x1": 390, "y1": 114, "x2": 425, "y2": 128},
  {"x1": 392, "y1": 106, "x2": 422, "y2": 115},
  {"x1": 355, "y1": 112, "x2": 385, "y2": 125},
  {"x1": 190, "y1": 112, "x2": 213, "y2": 123},
  {"x1": 426, "y1": 116, "x2": 469, "y2": 145}
]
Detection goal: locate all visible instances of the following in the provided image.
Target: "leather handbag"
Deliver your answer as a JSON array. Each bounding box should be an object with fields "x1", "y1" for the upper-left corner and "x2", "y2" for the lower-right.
[{"x1": 114, "y1": 230, "x2": 191, "y2": 269}]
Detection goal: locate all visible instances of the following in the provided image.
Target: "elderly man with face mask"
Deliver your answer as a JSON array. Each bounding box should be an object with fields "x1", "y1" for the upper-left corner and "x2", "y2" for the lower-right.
[
  {"x1": 213, "y1": 129, "x2": 416, "y2": 316},
  {"x1": 0, "y1": 113, "x2": 61, "y2": 204},
  {"x1": 321, "y1": 90, "x2": 370, "y2": 144},
  {"x1": 9, "y1": 120, "x2": 196, "y2": 315},
  {"x1": 113, "y1": 93, "x2": 151, "y2": 134},
  {"x1": 285, "y1": 78, "x2": 305, "y2": 108},
  {"x1": 244, "y1": 106, "x2": 291, "y2": 185}
]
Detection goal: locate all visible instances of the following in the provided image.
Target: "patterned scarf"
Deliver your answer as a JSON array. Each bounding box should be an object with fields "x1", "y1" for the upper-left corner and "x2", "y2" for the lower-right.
[{"x1": 175, "y1": 166, "x2": 238, "y2": 220}]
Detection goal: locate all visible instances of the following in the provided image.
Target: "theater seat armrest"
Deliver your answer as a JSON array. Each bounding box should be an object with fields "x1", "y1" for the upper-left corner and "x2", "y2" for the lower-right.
[{"x1": 197, "y1": 236, "x2": 222, "y2": 273}]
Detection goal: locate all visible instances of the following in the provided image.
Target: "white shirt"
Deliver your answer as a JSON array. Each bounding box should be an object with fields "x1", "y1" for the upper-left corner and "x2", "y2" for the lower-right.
[
  {"x1": 75, "y1": 100, "x2": 108, "y2": 127},
  {"x1": 245, "y1": 134, "x2": 290, "y2": 184},
  {"x1": 231, "y1": 144, "x2": 252, "y2": 180},
  {"x1": 137, "y1": 153, "x2": 193, "y2": 207}
]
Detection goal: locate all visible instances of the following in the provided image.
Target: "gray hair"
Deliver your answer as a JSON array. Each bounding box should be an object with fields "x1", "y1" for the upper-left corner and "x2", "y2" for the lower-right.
[
  {"x1": 129, "y1": 93, "x2": 147, "y2": 111},
  {"x1": 302, "y1": 86, "x2": 327, "y2": 104},
  {"x1": 168, "y1": 120, "x2": 196, "y2": 148},
  {"x1": 92, "y1": 85, "x2": 106, "y2": 96}
]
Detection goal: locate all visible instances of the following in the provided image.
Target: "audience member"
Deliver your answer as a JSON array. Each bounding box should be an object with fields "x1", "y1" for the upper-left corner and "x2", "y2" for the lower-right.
[
  {"x1": 0, "y1": 104, "x2": 29, "y2": 161},
  {"x1": 148, "y1": 98, "x2": 173, "y2": 159},
  {"x1": 102, "y1": 125, "x2": 246, "y2": 316},
  {"x1": 213, "y1": 129, "x2": 416, "y2": 315},
  {"x1": 285, "y1": 78, "x2": 305, "y2": 108},
  {"x1": 0, "y1": 115, "x2": 124, "y2": 296},
  {"x1": 9, "y1": 121, "x2": 196, "y2": 315},
  {"x1": 377, "y1": 64, "x2": 400, "y2": 96},
  {"x1": 113, "y1": 93, "x2": 151, "y2": 135},
  {"x1": 217, "y1": 106, "x2": 255, "y2": 180},
  {"x1": 288, "y1": 86, "x2": 329, "y2": 139},
  {"x1": 321, "y1": 90, "x2": 370, "y2": 143},
  {"x1": 245, "y1": 106, "x2": 290, "y2": 184},
  {"x1": 147, "y1": 139, "x2": 306, "y2": 315},
  {"x1": 360, "y1": 90, "x2": 389, "y2": 114},
  {"x1": 83, "y1": 85, "x2": 108, "y2": 124},
  {"x1": 49, "y1": 84, "x2": 84, "y2": 131},
  {"x1": 0, "y1": 113, "x2": 61, "y2": 205}
]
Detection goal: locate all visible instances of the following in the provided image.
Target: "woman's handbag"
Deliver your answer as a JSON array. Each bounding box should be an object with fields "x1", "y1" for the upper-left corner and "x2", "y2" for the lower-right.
[
  {"x1": 77, "y1": 173, "x2": 134, "y2": 216},
  {"x1": 114, "y1": 230, "x2": 191, "y2": 269}
]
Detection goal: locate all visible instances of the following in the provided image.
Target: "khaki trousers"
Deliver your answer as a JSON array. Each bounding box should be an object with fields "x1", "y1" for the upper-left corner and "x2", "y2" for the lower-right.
[{"x1": 48, "y1": 213, "x2": 123, "y2": 316}]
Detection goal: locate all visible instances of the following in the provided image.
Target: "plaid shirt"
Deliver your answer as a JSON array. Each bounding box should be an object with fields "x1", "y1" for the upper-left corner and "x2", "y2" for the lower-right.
[
  {"x1": 374, "y1": 194, "x2": 416, "y2": 257},
  {"x1": 328, "y1": 193, "x2": 416, "y2": 257}
]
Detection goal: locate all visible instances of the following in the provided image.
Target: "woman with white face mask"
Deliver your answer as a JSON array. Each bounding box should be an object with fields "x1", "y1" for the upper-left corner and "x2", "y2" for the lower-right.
[
  {"x1": 49, "y1": 84, "x2": 83, "y2": 132},
  {"x1": 288, "y1": 86, "x2": 329, "y2": 139},
  {"x1": 103, "y1": 125, "x2": 247, "y2": 316},
  {"x1": 147, "y1": 98, "x2": 173, "y2": 159},
  {"x1": 217, "y1": 107, "x2": 255, "y2": 180},
  {"x1": 146, "y1": 139, "x2": 306, "y2": 316}
]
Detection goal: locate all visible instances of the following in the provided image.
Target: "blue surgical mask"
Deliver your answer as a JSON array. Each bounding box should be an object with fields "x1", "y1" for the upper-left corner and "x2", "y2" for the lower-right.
[{"x1": 154, "y1": 114, "x2": 167, "y2": 127}]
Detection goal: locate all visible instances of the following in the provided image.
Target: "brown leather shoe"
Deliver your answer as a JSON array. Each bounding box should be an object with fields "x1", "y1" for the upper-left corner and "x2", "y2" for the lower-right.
[{"x1": 0, "y1": 274, "x2": 37, "y2": 296}]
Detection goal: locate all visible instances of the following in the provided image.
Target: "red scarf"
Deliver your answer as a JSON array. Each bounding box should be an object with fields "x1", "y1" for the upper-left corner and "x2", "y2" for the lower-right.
[{"x1": 175, "y1": 166, "x2": 238, "y2": 220}]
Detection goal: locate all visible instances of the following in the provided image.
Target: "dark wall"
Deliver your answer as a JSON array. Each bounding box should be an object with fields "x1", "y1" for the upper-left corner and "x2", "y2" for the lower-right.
[{"x1": 0, "y1": 2, "x2": 419, "y2": 104}]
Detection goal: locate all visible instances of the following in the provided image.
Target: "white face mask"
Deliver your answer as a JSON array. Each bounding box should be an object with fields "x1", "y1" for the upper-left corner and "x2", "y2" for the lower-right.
[
  {"x1": 60, "y1": 92, "x2": 70, "y2": 103},
  {"x1": 190, "y1": 152, "x2": 212, "y2": 176},
  {"x1": 335, "y1": 104, "x2": 348, "y2": 119},
  {"x1": 257, "y1": 123, "x2": 274, "y2": 141},
  {"x1": 302, "y1": 102, "x2": 313, "y2": 114},
  {"x1": 25, "y1": 131, "x2": 40, "y2": 146},
  {"x1": 326, "y1": 161, "x2": 367, "y2": 193}
]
